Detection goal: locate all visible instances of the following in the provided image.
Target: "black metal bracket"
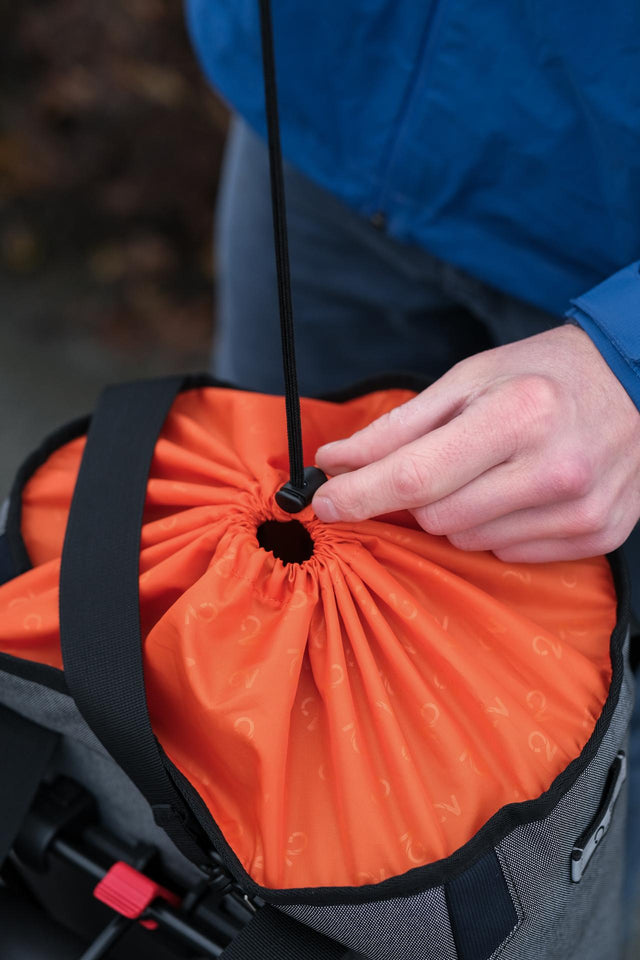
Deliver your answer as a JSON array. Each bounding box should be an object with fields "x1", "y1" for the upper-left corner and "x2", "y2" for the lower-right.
[{"x1": 8, "y1": 776, "x2": 255, "y2": 960}]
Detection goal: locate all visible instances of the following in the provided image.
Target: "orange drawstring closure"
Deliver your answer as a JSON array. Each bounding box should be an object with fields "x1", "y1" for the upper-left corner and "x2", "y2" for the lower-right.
[{"x1": 0, "y1": 386, "x2": 615, "y2": 889}]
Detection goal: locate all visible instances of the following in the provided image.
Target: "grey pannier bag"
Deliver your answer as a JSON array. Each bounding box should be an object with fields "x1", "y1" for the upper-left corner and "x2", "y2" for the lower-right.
[{"x1": 0, "y1": 372, "x2": 634, "y2": 960}]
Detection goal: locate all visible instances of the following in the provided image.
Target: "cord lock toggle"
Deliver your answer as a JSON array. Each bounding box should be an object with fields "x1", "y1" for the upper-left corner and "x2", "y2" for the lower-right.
[{"x1": 275, "y1": 467, "x2": 327, "y2": 514}]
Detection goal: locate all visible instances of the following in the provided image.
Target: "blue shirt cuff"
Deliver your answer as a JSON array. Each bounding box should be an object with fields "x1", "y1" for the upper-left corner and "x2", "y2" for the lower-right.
[{"x1": 565, "y1": 261, "x2": 640, "y2": 412}]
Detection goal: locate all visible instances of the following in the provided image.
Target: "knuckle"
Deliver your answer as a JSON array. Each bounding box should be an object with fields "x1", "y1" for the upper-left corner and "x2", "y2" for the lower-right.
[
  {"x1": 546, "y1": 455, "x2": 593, "y2": 499},
  {"x1": 387, "y1": 455, "x2": 428, "y2": 503},
  {"x1": 447, "y1": 531, "x2": 480, "y2": 552},
  {"x1": 373, "y1": 401, "x2": 412, "y2": 438},
  {"x1": 385, "y1": 403, "x2": 408, "y2": 430},
  {"x1": 603, "y1": 520, "x2": 633, "y2": 553},
  {"x1": 508, "y1": 375, "x2": 559, "y2": 443},
  {"x1": 326, "y1": 482, "x2": 356, "y2": 518},
  {"x1": 419, "y1": 500, "x2": 470, "y2": 536},
  {"x1": 368, "y1": 411, "x2": 393, "y2": 438},
  {"x1": 572, "y1": 497, "x2": 609, "y2": 535},
  {"x1": 417, "y1": 502, "x2": 446, "y2": 535},
  {"x1": 583, "y1": 529, "x2": 619, "y2": 556}
]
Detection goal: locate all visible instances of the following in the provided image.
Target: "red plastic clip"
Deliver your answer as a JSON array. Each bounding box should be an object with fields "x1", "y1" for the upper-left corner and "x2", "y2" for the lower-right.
[{"x1": 94, "y1": 860, "x2": 181, "y2": 930}]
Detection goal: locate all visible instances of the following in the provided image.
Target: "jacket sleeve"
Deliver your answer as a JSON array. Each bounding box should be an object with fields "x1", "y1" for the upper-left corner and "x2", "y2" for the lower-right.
[{"x1": 565, "y1": 261, "x2": 640, "y2": 411}]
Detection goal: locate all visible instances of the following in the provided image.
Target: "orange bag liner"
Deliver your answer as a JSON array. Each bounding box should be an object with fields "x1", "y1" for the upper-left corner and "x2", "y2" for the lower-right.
[{"x1": 0, "y1": 386, "x2": 615, "y2": 889}]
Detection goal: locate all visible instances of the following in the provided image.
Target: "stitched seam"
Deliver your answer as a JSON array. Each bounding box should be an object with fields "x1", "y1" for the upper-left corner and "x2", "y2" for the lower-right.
[{"x1": 489, "y1": 849, "x2": 525, "y2": 960}]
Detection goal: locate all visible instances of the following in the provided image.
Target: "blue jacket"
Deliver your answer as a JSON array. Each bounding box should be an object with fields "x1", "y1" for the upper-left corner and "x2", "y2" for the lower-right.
[{"x1": 186, "y1": 1, "x2": 640, "y2": 408}]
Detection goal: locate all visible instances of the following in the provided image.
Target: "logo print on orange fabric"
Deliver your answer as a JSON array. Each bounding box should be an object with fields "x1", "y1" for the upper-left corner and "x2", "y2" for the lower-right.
[
  {"x1": 341, "y1": 722, "x2": 360, "y2": 753},
  {"x1": 375, "y1": 699, "x2": 393, "y2": 716},
  {"x1": 484, "y1": 697, "x2": 509, "y2": 725},
  {"x1": 459, "y1": 751, "x2": 482, "y2": 775},
  {"x1": 8, "y1": 594, "x2": 36, "y2": 609},
  {"x1": 233, "y1": 717, "x2": 255, "y2": 740},
  {"x1": 532, "y1": 635, "x2": 562, "y2": 658},
  {"x1": 301, "y1": 696, "x2": 320, "y2": 732},
  {"x1": 357, "y1": 867, "x2": 390, "y2": 885},
  {"x1": 526, "y1": 689, "x2": 547, "y2": 719},
  {"x1": 434, "y1": 795, "x2": 462, "y2": 822},
  {"x1": 285, "y1": 832, "x2": 308, "y2": 867},
  {"x1": 289, "y1": 590, "x2": 308, "y2": 609},
  {"x1": 420, "y1": 702, "x2": 440, "y2": 726},
  {"x1": 388, "y1": 593, "x2": 418, "y2": 620},
  {"x1": 229, "y1": 667, "x2": 260, "y2": 689},
  {"x1": 214, "y1": 550, "x2": 238, "y2": 578},
  {"x1": 528, "y1": 730, "x2": 558, "y2": 762},
  {"x1": 400, "y1": 832, "x2": 428, "y2": 864},
  {"x1": 23, "y1": 613, "x2": 42, "y2": 630},
  {"x1": 330, "y1": 663, "x2": 344, "y2": 688},
  {"x1": 502, "y1": 568, "x2": 532, "y2": 584},
  {"x1": 238, "y1": 616, "x2": 261, "y2": 644},
  {"x1": 286, "y1": 648, "x2": 303, "y2": 676},
  {"x1": 184, "y1": 602, "x2": 218, "y2": 625},
  {"x1": 379, "y1": 671, "x2": 395, "y2": 696}
]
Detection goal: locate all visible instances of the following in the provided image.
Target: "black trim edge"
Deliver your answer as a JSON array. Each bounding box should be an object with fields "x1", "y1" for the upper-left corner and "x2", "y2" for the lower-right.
[
  {"x1": 0, "y1": 652, "x2": 67, "y2": 695},
  {"x1": 6, "y1": 416, "x2": 90, "y2": 577}
]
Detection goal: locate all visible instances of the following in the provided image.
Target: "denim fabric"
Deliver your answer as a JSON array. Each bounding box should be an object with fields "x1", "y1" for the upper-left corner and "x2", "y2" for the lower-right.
[
  {"x1": 213, "y1": 118, "x2": 640, "y2": 947},
  {"x1": 213, "y1": 120, "x2": 559, "y2": 398}
]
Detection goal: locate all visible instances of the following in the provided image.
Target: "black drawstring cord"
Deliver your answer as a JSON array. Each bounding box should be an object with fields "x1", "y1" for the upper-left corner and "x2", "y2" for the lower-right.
[{"x1": 257, "y1": 0, "x2": 327, "y2": 513}]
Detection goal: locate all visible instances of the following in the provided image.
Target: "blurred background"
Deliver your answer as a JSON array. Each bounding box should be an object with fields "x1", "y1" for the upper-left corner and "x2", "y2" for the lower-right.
[{"x1": 0, "y1": 0, "x2": 228, "y2": 492}]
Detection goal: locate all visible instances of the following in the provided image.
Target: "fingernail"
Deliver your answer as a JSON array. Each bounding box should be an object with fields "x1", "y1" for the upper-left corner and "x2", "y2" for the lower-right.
[{"x1": 313, "y1": 496, "x2": 339, "y2": 523}]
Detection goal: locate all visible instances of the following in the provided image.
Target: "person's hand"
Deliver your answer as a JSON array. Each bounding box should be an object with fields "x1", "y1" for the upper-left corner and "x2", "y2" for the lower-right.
[{"x1": 312, "y1": 324, "x2": 640, "y2": 562}]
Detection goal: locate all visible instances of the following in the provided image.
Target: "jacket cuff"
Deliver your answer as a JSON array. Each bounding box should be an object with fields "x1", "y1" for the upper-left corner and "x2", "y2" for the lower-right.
[{"x1": 566, "y1": 261, "x2": 640, "y2": 412}]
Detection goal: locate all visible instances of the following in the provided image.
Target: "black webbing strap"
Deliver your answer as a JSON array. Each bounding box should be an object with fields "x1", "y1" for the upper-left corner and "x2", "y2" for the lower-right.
[
  {"x1": 58, "y1": 376, "x2": 206, "y2": 865},
  {"x1": 0, "y1": 704, "x2": 59, "y2": 867},
  {"x1": 220, "y1": 905, "x2": 349, "y2": 960},
  {"x1": 0, "y1": 496, "x2": 14, "y2": 586},
  {"x1": 630, "y1": 617, "x2": 640, "y2": 673},
  {"x1": 445, "y1": 849, "x2": 519, "y2": 960},
  {"x1": 0, "y1": 533, "x2": 14, "y2": 587}
]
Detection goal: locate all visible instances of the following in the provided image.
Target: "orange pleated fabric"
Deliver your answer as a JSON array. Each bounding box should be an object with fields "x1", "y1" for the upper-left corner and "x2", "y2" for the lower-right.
[{"x1": 0, "y1": 387, "x2": 615, "y2": 889}]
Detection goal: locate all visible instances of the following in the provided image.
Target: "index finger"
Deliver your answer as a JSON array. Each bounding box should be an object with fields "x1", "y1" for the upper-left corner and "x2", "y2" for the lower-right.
[
  {"x1": 312, "y1": 392, "x2": 518, "y2": 522},
  {"x1": 316, "y1": 366, "x2": 468, "y2": 474}
]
